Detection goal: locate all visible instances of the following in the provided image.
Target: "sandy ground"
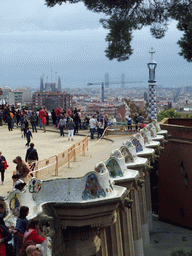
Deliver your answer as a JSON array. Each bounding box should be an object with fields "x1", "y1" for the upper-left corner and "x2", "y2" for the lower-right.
[
  {"x1": 0, "y1": 124, "x2": 129, "y2": 196},
  {"x1": 0, "y1": 125, "x2": 90, "y2": 195}
]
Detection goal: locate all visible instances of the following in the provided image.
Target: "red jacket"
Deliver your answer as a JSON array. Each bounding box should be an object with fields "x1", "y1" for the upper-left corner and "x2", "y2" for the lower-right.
[
  {"x1": 55, "y1": 108, "x2": 60, "y2": 117},
  {"x1": 42, "y1": 116, "x2": 46, "y2": 125},
  {"x1": 24, "y1": 228, "x2": 45, "y2": 244},
  {"x1": 39, "y1": 109, "x2": 46, "y2": 119}
]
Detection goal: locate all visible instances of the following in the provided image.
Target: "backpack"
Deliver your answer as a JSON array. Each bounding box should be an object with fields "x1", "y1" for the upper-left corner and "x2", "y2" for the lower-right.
[{"x1": 127, "y1": 118, "x2": 132, "y2": 125}]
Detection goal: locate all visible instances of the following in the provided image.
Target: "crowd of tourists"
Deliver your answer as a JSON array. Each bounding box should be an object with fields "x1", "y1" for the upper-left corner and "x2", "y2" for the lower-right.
[
  {"x1": 0, "y1": 104, "x2": 116, "y2": 142},
  {"x1": 0, "y1": 199, "x2": 45, "y2": 255}
]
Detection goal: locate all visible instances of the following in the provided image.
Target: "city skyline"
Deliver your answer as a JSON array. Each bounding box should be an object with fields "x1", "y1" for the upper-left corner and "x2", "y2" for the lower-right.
[{"x1": 0, "y1": 0, "x2": 192, "y2": 89}]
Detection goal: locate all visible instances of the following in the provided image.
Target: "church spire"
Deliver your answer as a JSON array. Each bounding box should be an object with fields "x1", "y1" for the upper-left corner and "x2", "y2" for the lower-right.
[{"x1": 58, "y1": 76, "x2": 61, "y2": 92}]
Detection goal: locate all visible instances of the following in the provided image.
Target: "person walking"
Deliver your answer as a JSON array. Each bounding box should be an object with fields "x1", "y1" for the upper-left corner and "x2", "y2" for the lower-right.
[
  {"x1": 38, "y1": 108, "x2": 46, "y2": 129},
  {"x1": 127, "y1": 115, "x2": 132, "y2": 130},
  {"x1": 25, "y1": 128, "x2": 33, "y2": 147},
  {"x1": 59, "y1": 115, "x2": 66, "y2": 137},
  {"x1": 25, "y1": 143, "x2": 38, "y2": 164},
  {"x1": 89, "y1": 115, "x2": 97, "y2": 139},
  {"x1": 30, "y1": 111, "x2": 37, "y2": 133},
  {"x1": 6, "y1": 113, "x2": 12, "y2": 131},
  {"x1": 133, "y1": 113, "x2": 139, "y2": 132},
  {"x1": 66, "y1": 118, "x2": 75, "y2": 141},
  {"x1": 42, "y1": 115, "x2": 46, "y2": 132},
  {"x1": 51, "y1": 109, "x2": 57, "y2": 125},
  {"x1": 97, "y1": 117, "x2": 104, "y2": 139},
  {"x1": 20, "y1": 114, "x2": 25, "y2": 138},
  {"x1": 24, "y1": 117, "x2": 29, "y2": 138},
  {"x1": 0, "y1": 152, "x2": 8, "y2": 185},
  {"x1": 73, "y1": 112, "x2": 80, "y2": 135}
]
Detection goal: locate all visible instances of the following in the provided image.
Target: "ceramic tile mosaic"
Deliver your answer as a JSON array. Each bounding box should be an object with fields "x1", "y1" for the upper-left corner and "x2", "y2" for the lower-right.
[
  {"x1": 82, "y1": 173, "x2": 106, "y2": 200},
  {"x1": 122, "y1": 140, "x2": 137, "y2": 158},
  {"x1": 130, "y1": 137, "x2": 143, "y2": 153},
  {"x1": 120, "y1": 146, "x2": 134, "y2": 163},
  {"x1": 106, "y1": 158, "x2": 124, "y2": 178}
]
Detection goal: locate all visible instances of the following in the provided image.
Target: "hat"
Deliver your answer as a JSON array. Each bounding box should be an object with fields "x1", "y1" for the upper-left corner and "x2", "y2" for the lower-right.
[{"x1": 26, "y1": 245, "x2": 40, "y2": 255}]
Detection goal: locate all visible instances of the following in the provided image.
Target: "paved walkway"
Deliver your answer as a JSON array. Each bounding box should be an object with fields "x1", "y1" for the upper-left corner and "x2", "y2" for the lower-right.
[
  {"x1": 1, "y1": 124, "x2": 192, "y2": 255},
  {"x1": 0, "y1": 125, "x2": 128, "y2": 195}
]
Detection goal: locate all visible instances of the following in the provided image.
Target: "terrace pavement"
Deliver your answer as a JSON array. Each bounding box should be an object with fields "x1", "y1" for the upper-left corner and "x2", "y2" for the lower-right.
[{"x1": 0, "y1": 124, "x2": 192, "y2": 256}]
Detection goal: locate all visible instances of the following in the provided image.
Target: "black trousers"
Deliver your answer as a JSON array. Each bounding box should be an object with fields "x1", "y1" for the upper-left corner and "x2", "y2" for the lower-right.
[{"x1": 0, "y1": 170, "x2": 5, "y2": 182}]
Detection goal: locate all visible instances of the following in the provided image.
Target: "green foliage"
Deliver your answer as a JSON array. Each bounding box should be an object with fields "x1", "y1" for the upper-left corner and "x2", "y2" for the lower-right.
[
  {"x1": 101, "y1": 16, "x2": 134, "y2": 61},
  {"x1": 157, "y1": 108, "x2": 182, "y2": 122},
  {"x1": 170, "y1": 248, "x2": 192, "y2": 256},
  {"x1": 21, "y1": 105, "x2": 29, "y2": 110},
  {"x1": 45, "y1": 0, "x2": 192, "y2": 62},
  {"x1": 125, "y1": 99, "x2": 148, "y2": 119}
]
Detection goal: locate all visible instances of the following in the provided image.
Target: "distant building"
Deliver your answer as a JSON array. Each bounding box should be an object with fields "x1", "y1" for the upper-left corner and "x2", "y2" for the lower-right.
[
  {"x1": 86, "y1": 102, "x2": 128, "y2": 120},
  {"x1": 45, "y1": 83, "x2": 56, "y2": 92},
  {"x1": 40, "y1": 75, "x2": 62, "y2": 92},
  {"x1": 2, "y1": 88, "x2": 24, "y2": 105},
  {"x1": 133, "y1": 99, "x2": 145, "y2": 110},
  {"x1": 32, "y1": 91, "x2": 72, "y2": 111}
]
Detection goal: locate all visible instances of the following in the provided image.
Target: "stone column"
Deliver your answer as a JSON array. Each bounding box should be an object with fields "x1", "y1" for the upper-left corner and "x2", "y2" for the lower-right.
[
  {"x1": 119, "y1": 196, "x2": 135, "y2": 256},
  {"x1": 130, "y1": 187, "x2": 144, "y2": 256},
  {"x1": 144, "y1": 169, "x2": 153, "y2": 231},
  {"x1": 137, "y1": 178, "x2": 150, "y2": 246},
  {"x1": 106, "y1": 208, "x2": 124, "y2": 256}
]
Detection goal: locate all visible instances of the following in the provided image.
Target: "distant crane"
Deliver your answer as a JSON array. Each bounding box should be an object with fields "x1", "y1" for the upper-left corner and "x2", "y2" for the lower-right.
[{"x1": 87, "y1": 80, "x2": 143, "y2": 102}]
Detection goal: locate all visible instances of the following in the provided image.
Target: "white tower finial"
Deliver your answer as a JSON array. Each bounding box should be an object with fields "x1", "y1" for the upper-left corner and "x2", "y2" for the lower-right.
[{"x1": 149, "y1": 47, "x2": 155, "y2": 63}]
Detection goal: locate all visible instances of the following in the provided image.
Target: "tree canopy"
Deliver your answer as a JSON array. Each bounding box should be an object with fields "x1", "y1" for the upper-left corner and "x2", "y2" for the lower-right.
[
  {"x1": 157, "y1": 108, "x2": 182, "y2": 121},
  {"x1": 124, "y1": 99, "x2": 149, "y2": 119},
  {"x1": 45, "y1": 0, "x2": 192, "y2": 62}
]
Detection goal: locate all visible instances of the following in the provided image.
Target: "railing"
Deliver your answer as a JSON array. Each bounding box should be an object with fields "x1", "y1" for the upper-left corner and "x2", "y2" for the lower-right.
[
  {"x1": 22, "y1": 136, "x2": 89, "y2": 183},
  {"x1": 106, "y1": 124, "x2": 140, "y2": 136}
]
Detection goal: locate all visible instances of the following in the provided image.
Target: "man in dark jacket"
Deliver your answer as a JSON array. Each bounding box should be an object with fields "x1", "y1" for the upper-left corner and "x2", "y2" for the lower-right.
[
  {"x1": 25, "y1": 128, "x2": 33, "y2": 147},
  {"x1": 25, "y1": 143, "x2": 38, "y2": 164}
]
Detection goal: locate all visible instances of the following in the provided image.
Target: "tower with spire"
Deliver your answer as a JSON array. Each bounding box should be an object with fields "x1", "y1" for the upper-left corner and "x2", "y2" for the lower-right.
[
  {"x1": 40, "y1": 76, "x2": 44, "y2": 92},
  {"x1": 58, "y1": 76, "x2": 62, "y2": 92},
  {"x1": 105, "y1": 73, "x2": 109, "y2": 88},
  {"x1": 147, "y1": 47, "x2": 157, "y2": 120}
]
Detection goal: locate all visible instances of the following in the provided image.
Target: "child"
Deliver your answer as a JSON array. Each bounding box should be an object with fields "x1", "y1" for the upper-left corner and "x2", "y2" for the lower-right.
[
  {"x1": 25, "y1": 128, "x2": 33, "y2": 147},
  {"x1": 24, "y1": 219, "x2": 45, "y2": 245},
  {"x1": 13, "y1": 206, "x2": 29, "y2": 256}
]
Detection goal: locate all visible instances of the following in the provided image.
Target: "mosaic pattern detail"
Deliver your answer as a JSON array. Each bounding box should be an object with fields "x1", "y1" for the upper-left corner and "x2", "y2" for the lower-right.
[
  {"x1": 106, "y1": 159, "x2": 124, "y2": 178},
  {"x1": 147, "y1": 125, "x2": 155, "y2": 138},
  {"x1": 9, "y1": 194, "x2": 21, "y2": 216},
  {"x1": 29, "y1": 179, "x2": 42, "y2": 194},
  {"x1": 120, "y1": 147, "x2": 134, "y2": 163},
  {"x1": 134, "y1": 133, "x2": 145, "y2": 147},
  {"x1": 95, "y1": 163, "x2": 106, "y2": 174},
  {"x1": 140, "y1": 130, "x2": 149, "y2": 144},
  {"x1": 111, "y1": 150, "x2": 122, "y2": 159},
  {"x1": 152, "y1": 121, "x2": 161, "y2": 132},
  {"x1": 148, "y1": 84, "x2": 157, "y2": 120},
  {"x1": 82, "y1": 173, "x2": 106, "y2": 200},
  {"x1": 131, "y1": 138, "x2": 143, "y2": 153},
  {"x1": 141, "y1": 128, "x2": 152, "y2": 143},
  {"x1": 149, "y1": 123, "x2": 157, "y2": 137},
  {"x1": 124, "y1": 141, "x2": 134, "y2": 149}
]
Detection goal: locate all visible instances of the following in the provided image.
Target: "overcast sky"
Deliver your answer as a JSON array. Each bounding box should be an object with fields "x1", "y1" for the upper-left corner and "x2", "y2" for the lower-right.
[{"x1": 0, "y1": 0, "x2": 192, "y2": 90}]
